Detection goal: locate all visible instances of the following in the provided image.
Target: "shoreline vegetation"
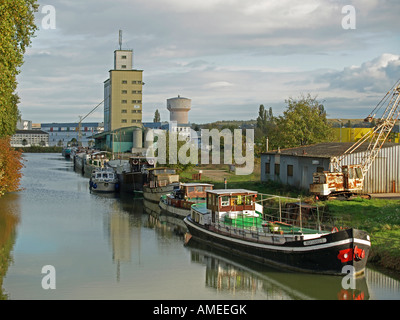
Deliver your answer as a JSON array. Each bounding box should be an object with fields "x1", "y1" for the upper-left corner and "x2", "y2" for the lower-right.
[{"x1": 18, "y1": 146, "x2": 63, "y2": 153}]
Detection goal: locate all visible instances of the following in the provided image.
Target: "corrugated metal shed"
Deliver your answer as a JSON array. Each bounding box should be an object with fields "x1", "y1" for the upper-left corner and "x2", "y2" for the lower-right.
[
  {"x1": 340, "y1": 145, "x2": 400, "y2": 193},
  {"x1": 262, "y1": 143, "x2": 400, "y2": 194}
]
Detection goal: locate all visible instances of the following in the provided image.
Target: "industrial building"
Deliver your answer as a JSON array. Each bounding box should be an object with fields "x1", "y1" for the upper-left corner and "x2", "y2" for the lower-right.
[
  {"x1": 103, "y1": 49, "x2": 143, "y2": 132},
  {"x1": 10, "y1": 130, "x2": 49, "y2": 147},
  {"x1": 94, "y1": 33, "x2": 195, "y2": 154},
  {"x1": 261, "y1": 142, "x2": 400, "y2": 194},
  {"x1": 41, "y1": 122, "x2": 103, "y2": 147}
]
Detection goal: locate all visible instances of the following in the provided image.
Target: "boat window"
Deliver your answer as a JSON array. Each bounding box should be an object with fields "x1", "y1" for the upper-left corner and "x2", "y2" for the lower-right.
[
  {"x1": 204, "y1": 186, "x2": 212, "y2": 191},
  {"x1": 236, "y1": 195, "x2": 242, "y2": 205},
  {"x1": 207, "y1": 194, "x2": 212, "y2": 206},
  {"x1": 188, "y1": 187, "x2": 195, "y2": 193},
  {"x1": 244, "y1": 195, "x2": 252, "y2": 205},
  {"x1": 221, "y1": 196, "x2": 229, "y2": 206},
  {"x1": 109, "y1": 174, "x2": 114, "y2": 179},
  {"x1": 96, "y1": 173, "x2": 101, "y2": 178},
  {"x1": 103, "y1": 173, "x2": 108, "y2": 179}
]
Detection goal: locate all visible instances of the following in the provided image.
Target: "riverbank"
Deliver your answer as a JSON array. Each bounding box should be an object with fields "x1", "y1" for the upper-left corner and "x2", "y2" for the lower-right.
[
  {"x1": 18, "y1": 146, "x2": 63, "y2": 153},
  {"x1": 180, "y1": 166, "x2": 400, "y2": 274}
]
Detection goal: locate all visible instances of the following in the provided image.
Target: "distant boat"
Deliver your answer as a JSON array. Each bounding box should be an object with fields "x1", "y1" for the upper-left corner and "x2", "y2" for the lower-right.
[
  {"x1": 109, "y1": 156, "x2": 155, "y2": 193},
  {"x1": 61, "y1": 147, "x2": 72, "y2": 158},
  {"x1": 159, "y1": 183, "x2": 213, "y2": 218},
  {"x1": 89, "y1": 167, "x2": 119, "y2": 193},
  {"x1": 143, "y1": 167, "x2": 180, "y2": 203},
  {"x1": 184, "y1": 189, "x2": 370, "y2": 276}
]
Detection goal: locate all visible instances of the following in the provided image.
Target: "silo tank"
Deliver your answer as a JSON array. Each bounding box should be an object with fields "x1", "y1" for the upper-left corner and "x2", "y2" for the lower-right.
[{"x1": 132, "y1": 127, "x2": 143, "y2": 148}]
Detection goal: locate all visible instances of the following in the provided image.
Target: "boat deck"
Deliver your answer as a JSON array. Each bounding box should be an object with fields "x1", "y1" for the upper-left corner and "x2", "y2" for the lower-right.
[{"x1": 192, "y1": 203, "x2": 324, "y2": 236}]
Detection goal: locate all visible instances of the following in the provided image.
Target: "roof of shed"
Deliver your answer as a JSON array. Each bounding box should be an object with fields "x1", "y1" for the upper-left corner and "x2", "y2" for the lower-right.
[{"x1": 262, "y1": 142, "x2": 398, "y2": 159}]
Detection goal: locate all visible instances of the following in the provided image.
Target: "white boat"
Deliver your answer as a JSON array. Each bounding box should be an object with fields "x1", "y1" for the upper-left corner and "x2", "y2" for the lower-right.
[{"x1": 89, "y1": 167, "x2": 119, "y2": 193}]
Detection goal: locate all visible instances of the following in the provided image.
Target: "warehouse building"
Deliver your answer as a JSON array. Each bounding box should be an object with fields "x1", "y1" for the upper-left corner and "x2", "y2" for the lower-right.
[
  {"x1": 11, "y1": 130, "x2": 49, "y2": 147},
  {"x1": 261, "y1": 142, "x2": 400, "y2": 194}
]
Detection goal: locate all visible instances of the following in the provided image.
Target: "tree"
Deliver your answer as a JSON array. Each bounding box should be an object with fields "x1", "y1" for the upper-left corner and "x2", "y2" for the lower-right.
[
  {"x1": 0, "y1": 1, "x2": 37, "y2": 197},
  {"x1": 274, "y1": 94, "x2": 334, "y2": 148},
  {"x1": 255, "y1": 105, "x2": 277, "y2": 153},
  {"x1": 152, "y1": 131, "x2": 196, "y2": 173},
  {"x1": 0, "y1": 137, "x2": 24, "y2": 196},
  {"x1": 0, "y1": 0, "x2": 38, "y2": 137},
  {"x1": 256, "y1": 104, "x2": 267, "y2": 132},
  {"x1": 153, "y1": 109, "x2": 161, "y2": 123}
]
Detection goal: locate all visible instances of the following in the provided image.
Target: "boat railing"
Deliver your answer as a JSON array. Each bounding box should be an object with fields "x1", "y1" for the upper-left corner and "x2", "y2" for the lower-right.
[
  {"x1": 211, "y1": 219, "x2": 294, "y2": 244},
  {"x1": 258, "y1": 193, "x2": 341, "y2": 231},
  {"x1": 207, "y1": 193, "x2": 337, "y2": 238}
]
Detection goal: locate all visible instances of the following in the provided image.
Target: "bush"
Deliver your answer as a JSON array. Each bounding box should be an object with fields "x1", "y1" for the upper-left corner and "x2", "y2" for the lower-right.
[{"x1": 0, "y1": 137, "x2": 24, "y2": 196}]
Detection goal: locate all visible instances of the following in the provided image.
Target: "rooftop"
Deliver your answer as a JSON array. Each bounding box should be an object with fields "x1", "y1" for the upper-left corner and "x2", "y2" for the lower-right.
[
  {"x1": 180, "y1": 183, "x2": 213, "y2": 187},
  {"x1": 15, "y1": 130, "x2": 48, "y2": 135},
  {"x1": 207, "y1": 189, "x2": 257, "y2": 195},
  {"x1": 262, "y1": 142, "x2": 399, "y2": 159}
]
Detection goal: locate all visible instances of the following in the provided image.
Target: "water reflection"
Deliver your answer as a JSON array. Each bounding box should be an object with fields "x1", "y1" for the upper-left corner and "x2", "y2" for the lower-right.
[
  {"x1": 93, "y1": 192, "x2": 144, "y2": 282},
  {"x1": 0, "y1": 193, "x2": 21, "y2": 299},
  {"x1": 186, "y1": 240, "x2": 370, "y2": 300},
  {"x1": 143, "y1": 198, "x2": 187, "y2": 238}
]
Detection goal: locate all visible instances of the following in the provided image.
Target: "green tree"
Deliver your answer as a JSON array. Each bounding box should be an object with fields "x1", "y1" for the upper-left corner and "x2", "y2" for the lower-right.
[
  {"x1": 275, "y1": 94, "x2": 333, "y2": 148},
  {"x1": 0, "y1": 0, "x2": 38, "y2": 137},
  {"x1": 153, "y1": 109, "x2": 160, "y2": 123},
  {"x1": 255, "y1": 104, "x2": 277, "y2": 153}
]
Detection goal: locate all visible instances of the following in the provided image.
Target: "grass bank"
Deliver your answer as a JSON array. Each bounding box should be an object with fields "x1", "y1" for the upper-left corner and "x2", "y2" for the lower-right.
[
  {"x1": 324, "y1": 198, "x2": 400, "y2": 272},
  {"x1": 180, "y1": 165, "x2": 400, "y2": 273}
]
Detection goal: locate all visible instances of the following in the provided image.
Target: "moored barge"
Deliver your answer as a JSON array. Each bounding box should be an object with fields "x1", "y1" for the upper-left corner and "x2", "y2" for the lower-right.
[
  {"x1": 183, "y1": 189, "x2": 370, "y2": 276},
  {"x1": 159, "y1": 183, "x2": 213, "y2": 218}
]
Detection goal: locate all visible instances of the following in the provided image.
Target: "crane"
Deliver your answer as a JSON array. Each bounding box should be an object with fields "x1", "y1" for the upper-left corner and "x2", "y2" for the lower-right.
[
  {"x1": 310, "y1": 79, "x2": 400, "y2": 199},
  {"x1": 77, "y1": 100, "x2": 104, "y2": 146}
]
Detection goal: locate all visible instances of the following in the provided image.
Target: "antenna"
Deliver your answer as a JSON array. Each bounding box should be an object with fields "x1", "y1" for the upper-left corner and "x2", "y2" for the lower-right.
[{"x1": 119, "y1": 30, "x2": 122, "y2": 50}]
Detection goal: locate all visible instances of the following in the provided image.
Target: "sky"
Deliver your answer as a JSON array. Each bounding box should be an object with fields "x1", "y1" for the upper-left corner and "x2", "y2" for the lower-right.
[{"x1": 16, "y1": 0, "x2": 400, "y2": 125}]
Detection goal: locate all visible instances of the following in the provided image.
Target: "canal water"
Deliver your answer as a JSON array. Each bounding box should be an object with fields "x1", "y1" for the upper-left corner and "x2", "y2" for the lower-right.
[{"x1": 1, "y1": 153, "x2": 400, "y2": 300}]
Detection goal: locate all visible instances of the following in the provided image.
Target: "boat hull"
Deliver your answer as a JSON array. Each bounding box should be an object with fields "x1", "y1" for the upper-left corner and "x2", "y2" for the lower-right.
[
  {"x1": 159, "y1": 199, "x2": 190, "y2": 218},
  {"x1": 89, "y1": 181, "x2": 118, "y2": 193},
  {"x1": 184, "y1": 216, "x2": 370, "y2": 276},
  {"x1": 143, "y1": 185, "x2": 176, "y2": 203}
]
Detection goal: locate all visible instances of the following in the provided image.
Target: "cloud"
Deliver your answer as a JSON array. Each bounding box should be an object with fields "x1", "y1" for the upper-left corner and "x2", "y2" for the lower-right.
[
  {"x1": 319, "y1": 53, "x2": 400, "y2": 93},
  {"x1": 15, "y1": 0, "x2": 400, "y2": 124}
]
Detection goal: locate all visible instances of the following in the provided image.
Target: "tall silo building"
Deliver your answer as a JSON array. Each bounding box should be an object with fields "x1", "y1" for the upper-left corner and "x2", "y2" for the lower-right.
[{"x1": 104, "y1": 33, "x2": 143, "y2": 132}]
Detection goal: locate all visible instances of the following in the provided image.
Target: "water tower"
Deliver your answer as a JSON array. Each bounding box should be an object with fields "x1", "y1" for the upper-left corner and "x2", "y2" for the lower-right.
[{"x1": 167, "y1": 95, "x2": 191, "y2": 124}]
